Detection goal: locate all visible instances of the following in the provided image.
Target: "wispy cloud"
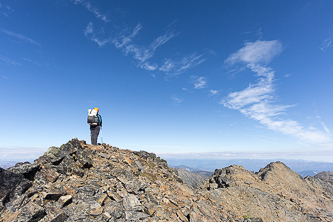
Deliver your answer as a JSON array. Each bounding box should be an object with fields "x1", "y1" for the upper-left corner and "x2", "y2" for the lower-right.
[
  {"x1": 76, "y1": 3, "x2": 205, "y2": 76},
  {"x1": 210, "y1": 90, "x2": 218, "y2": 95},
  {"x1": 121, "y1": 29, "x2": 176, "y2": 64},
  {"x1": 159, "y1": 53, "x2": 206, "y2": 76},
  {"x1": 22, "y1": 58, "x2": 41, "y2": 66},
  {"x1": 320, "y1": 36, "x2": 333, "y2": 51},
  {"x1": 0, "y1": 55, "x2": 21, "y2": 66},
  {"x1": 225, "y1": 40, "x2": 282, "y2": 65},
  {"x1": 0, "y1": 3, "x2": 14, "y2": 17},
  {"x1": 223, "y1": 40, "x2": 332, "y2": 145},
  {"x1": 112, "y1": 23, "x2": 178, "y2": 72},
  {"x1": 72, "y1": 0, "x2": 109, "y2": 22},
  {"x1": 316, "y1": 115, "x2": 330, "y2": 134},
  {"x1": 192, "y1": 76, "x2": 207, "y2": 89},
  {"x1": 113, "y1": 23, "x2": 142, "y2": 49},
  {"x1": 84, "y1": 22, "x2": 110, "y2": 47},
  {"x1": 139, "y1": 62, "x2": 158, "y2": 71},
  {"x1": 171, "y1": 96, "x2": 183, "y2": 104},
  {"x1": 1, "y1": 29, "x2": 41, "y2": 47}
]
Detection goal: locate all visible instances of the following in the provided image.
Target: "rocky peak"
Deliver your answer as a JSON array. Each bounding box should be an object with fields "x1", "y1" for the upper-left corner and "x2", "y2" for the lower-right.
[
  {"x1": 314, "y1": 171, "x2": 333, "y2": 184},
  {"x1": 0, "y1": 139, "x2": 227, "y2": 221},
  {"x1": 205, "y1": 165, "x2": 261, "y2": 190},
  {"x1": 1, "y1": 139, "x2": 333, "y2": 222}
]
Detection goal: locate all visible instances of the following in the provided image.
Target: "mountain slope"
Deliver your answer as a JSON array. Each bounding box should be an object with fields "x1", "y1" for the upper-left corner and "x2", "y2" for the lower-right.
[
  {"x1": 1, "y1": 139, "x2": 333, "y2": 221},
  {"x1": 203, "y1": 162, "x2": 333, "y2": 221},
  {"x1": 0, "y1": 139, "x2": 230, "y2": 221}
]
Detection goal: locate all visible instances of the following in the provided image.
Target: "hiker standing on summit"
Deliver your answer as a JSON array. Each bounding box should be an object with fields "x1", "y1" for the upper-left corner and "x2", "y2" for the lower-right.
[{"x1": 87, "y1": 107, "x2": 102, "y2": 145}]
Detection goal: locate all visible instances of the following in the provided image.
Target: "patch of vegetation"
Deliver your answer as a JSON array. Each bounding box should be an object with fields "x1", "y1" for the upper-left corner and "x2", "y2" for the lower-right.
[
  {"x1": 243, "y1": 215, "x2": 249, "y2": 219},
  {"x1": 141, "y1": 172, "x2": 157, "y2": 183}
]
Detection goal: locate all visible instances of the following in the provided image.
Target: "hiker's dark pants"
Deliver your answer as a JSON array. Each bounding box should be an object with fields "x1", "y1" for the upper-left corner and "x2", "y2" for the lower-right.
[{"x1": 90, "y1": 125, "x2": 100, "y2": 145}]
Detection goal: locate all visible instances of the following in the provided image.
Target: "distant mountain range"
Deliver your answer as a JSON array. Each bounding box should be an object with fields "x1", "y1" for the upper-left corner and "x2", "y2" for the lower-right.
[
  {"x1": 3, "y1": 157, "x2": 332, "y2": 177},
  {"x1": 165, "y1": 158, "x2": 333, "y2": 176},
  {"x1": 0, "y1": 160, "x2": 21, "y2": 169}
]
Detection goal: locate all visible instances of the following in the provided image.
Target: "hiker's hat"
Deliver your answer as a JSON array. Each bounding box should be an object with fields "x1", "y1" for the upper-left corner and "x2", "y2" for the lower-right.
[{"x1": 94, "y1": 107, "x2": 99, "y2": 112}]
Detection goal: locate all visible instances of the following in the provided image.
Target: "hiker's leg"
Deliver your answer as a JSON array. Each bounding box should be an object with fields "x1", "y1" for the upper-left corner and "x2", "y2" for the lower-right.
[
  {"x1": 90, "y1": 126, "x2": 98, "y2": 145},
  {"x1": 95, "y1": 126, "x2": 100, "y2": 144}
]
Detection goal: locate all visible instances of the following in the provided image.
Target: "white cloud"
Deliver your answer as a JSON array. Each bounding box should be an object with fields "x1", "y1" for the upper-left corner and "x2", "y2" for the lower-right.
[
  {"x1": 112, "y1": 24, "x2": 176, "y2": 72},
  {"x1": 159, "y1": 53, "x2": 205, "y2": 76},
  {"x1": 320, "y1": 36, "x2": 333, "y2": 51},
  {"x1": 139, "y1": 62, "x2": 158, "y2": 71},
  {"x1": 79, "y1": 9, "x2": 204, "y2": 75},
  {"x1": 171, "y1": 96, "x2": 183, "y2": 104},
  {"x1": 159, "y1": 59, "x2": 176, "y2": 73},
  {"x1": 193, "y1": 76, "x2": 207, "y2": 89},
  {"x1": 91, "y1": 37, "x2": 110, "y2": 47},
  {"x1": 316, "y1": 115, "x2": 331, "y2": 134},
  {"x1": 223, "y1": 63, "x2": 332, "y2": 145},
  {"x1": 0, "y1": 3, "x2": 14, "y2": 17},
  {"x1": 113, "y1": 23, "x2": 142, "y2": 49},
  {"x1": 223, "y1": 64, "x2": 274, "y2": 109},
  {"x1": 1, "y1": 29, "x2": 41, "y2": 47},
  {"x1": 84, "y1": 22, "x2": 94, "y2": 36},
  {"x1": 122, "y1": 30, "x2": 175, "y2": 64},
  {"x1": 225, "y1": 40, "x2": 282, "y2": 65},
  {"x1": 210, "y1": 90, "x2": 218, "y2": 95},
  {"x1": 0, "y1": 55, "x2": 21, "y2": 66},
  {"x1": 84, "y1": 22, "x2": 110, "y2": 47},
  {"x1": 72, "y1": 0, "x2": 109, "y2": 22},
  {"x1": 22, "y1": 58, "x2": 41, "y2": 66}
]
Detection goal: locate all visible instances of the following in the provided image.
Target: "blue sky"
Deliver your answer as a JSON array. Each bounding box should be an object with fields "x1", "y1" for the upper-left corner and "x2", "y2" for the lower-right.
[{"x1": 1, "y1": 0, "x2": 333, "y2": 162}]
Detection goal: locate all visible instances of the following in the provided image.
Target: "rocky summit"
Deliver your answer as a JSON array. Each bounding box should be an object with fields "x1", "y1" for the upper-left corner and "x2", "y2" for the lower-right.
[{"x1": 0, "y1": 139, "x2": 333, "y2": 222}]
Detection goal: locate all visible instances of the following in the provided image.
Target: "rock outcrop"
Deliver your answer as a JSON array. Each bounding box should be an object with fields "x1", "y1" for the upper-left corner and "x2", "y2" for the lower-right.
[
  {"x1": 315, "y1": 171, "x2": 333, "y2": 184},
  {"x1": 203, "y1": 162, "x2": 333, "y2": 221},
  {"x1": 174, "y1": 168, "x2": 209, "y2": 187},
  {"x1": 1, "y1": 139, "x2": 333, "y2": 222}
]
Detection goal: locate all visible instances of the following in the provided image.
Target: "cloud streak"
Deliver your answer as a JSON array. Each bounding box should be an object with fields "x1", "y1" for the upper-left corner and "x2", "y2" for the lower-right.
[
  {"x1": 159, "y1": 53, "x2": 205, "y2": 76},
  {"x1": 192, "y1": 76, "x2": 207, "y2": 89},
  {"x1": 121, "y1": 28, "x2": 176, "y2": 64},
  {"x1": 84, "y1": 22, "x2": 111, "y2": 47},
  {"x1": 320, "y1": 36, "x2": 333, "y2": 51},
  {"x1": 113, "y1": 24, "x2": 206, "y2": 76},
  {"x1": 76, "y1": 2, "x2": 205, "y2": 76},
  {"x1": 0, "y1": 55, "x2": 21, "y2": 66},
  {"x1": 171, "y1": 96, "x2": 183, "y2": 104},
  {"x1": 225, "y1": 40, "x2": 282, "y2": 65},
  {"x1": 210, "y1": 90, "x2": 218, "y2": 96},
  {"x1": 1, "y1": 29, "x2": 41, "y2": 47},
  {"x1": 223, "y1": 40, "x2": 332, "y2": 145},
  {"x1": 72, "y1": 0, "x2": 109, "y2": 22},
  {"x1": 0, "y1": 3, "x2": 14, "y2": 17}
]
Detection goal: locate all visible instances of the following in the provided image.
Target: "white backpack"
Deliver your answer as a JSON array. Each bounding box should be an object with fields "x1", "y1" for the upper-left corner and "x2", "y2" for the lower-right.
[{"x1": 87, "y1": 109, "x2": 99, "y2": 126}]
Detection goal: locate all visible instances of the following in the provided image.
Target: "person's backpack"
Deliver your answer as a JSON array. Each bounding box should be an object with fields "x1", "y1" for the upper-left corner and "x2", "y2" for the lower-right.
[{"x1": 87, "y1": 109, "x2": 99, "y2": 126}]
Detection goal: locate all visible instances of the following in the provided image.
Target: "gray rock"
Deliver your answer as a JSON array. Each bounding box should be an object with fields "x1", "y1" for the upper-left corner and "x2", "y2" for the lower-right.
[{"x1": 14, "y1": 201, "x2": 45, "y2": 222}]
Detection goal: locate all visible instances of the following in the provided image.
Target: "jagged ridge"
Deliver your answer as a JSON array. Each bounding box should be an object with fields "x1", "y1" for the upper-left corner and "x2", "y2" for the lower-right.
[{"x1": 0, "y1": 139, "x2": 333, "y2": 222}]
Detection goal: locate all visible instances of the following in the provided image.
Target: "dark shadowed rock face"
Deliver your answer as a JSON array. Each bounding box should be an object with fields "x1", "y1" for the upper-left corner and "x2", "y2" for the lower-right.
[{"x1": 1, "y1": 139, "x2": 333, "y2": 222}]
